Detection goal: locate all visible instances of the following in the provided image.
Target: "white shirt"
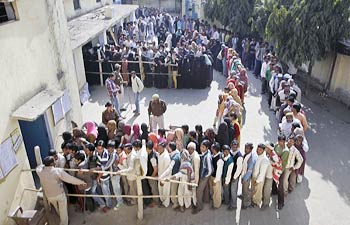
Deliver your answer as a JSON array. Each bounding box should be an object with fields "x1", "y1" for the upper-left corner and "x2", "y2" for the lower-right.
[
  {"x1": 213, "y1": 153, "x2": 224, "y2": 183},
  {"x1": 158, "y1": 150, "x2": 171, "y2": 177},
  {"x1": 213, "y1": 31, "x2": 220, "y2": 40},
  {"x1": 56, "y1": 153, "x2": 66, "y2": 168},
  {"x1": 191, "y1": 151, "x2": 200, "y2": 184},
  {"x1": 252, "y1": 154, "x2": 269, "y2": 183},
  {"x1": 159, "y1": 149, "x2": 180, "y2": 180},
  {"x1": 260, "y1": 61, "x2": 269, "y2": 78},
  {"x1": 119, "y1": 149, "x2": 138, "y2": 181},
  {"x1": 131, "y1": 75, "x2": 144, "y2": 93},
  {"x1": 231, "y1": 150, "x2": 243, "y2": 180}
]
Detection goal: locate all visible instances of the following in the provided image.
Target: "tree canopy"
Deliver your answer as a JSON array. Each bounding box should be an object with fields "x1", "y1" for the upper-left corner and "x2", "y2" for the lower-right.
[
  {"x1": 204, "y1": 0, "x2": 255, "y2": 36},
  {"x1": 266, "y1": 0, "x2": 350, "y2": 67}
]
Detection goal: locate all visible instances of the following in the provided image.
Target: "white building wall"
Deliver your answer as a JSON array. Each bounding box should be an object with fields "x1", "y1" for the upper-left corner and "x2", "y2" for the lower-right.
[
  {"x1": 64, "y1": 0, "x2": 113, "y2": 20},
  {"x1": 0, "y1": 0, "x2": 83, "y2": 224},
  {"x1": 73, "y1": 47, "x2": 87, "y2": 90}
]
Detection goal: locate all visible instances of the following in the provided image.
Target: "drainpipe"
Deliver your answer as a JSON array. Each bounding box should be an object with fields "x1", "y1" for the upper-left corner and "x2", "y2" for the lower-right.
[{"x1": 325, "y1": 52, "x2": 337, "y2": 92}]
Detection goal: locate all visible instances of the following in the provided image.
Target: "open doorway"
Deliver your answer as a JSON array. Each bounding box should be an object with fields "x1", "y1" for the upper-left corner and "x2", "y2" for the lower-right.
[{"x1": 18, "y1": 114, "x2": 53, "y2": 187}]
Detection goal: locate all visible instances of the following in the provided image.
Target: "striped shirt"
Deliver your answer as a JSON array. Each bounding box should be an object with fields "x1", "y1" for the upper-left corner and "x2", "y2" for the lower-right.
[
  {"x1": 266, "y1": 150, "x2": 283, "y2": 183},
  {"x1": 96, "y1": 149, "x2": 110, "y2": 181}
]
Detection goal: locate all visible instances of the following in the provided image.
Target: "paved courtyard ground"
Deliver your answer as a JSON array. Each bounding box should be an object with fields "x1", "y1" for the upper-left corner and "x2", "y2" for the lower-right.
[{"x1": 71, "y1": 70, "x2": 350, "y2": 225}]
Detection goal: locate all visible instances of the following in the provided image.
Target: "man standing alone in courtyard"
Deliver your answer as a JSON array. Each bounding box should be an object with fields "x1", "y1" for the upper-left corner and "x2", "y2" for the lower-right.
[{"x1": 148, "y1": 94, "x2": 167, "y2": 132}]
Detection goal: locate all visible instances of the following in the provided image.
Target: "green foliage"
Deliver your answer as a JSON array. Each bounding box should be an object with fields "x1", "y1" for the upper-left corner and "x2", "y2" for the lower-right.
[
  {"x1": 266, "y1": 0, "x2": 350, "y2": 67},
  {"x1": 250, "y1": 0, "x2": 274, "y2": 37},
  {"x1": 204, "y1": 0, "x2": 256, "y2": 36}
]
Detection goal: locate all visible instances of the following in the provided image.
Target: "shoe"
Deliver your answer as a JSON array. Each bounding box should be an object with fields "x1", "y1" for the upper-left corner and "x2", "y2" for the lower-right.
[
  {"x1": 241, "y1": 205, "x2": 248, "y2": 210},
  {"x1": 251, "y1": 203, "x2": 258, "y2": 208},
  {"x1": 278, "y1": 204, "x2": 284, "y2": 210},
  {"x1": 102, "y1": 206, "x2": 109, "y2": 213},
  {"x1": 172, "y1": 204, "x2": 179, "y2": 209},
  {"x1": 158, "y1": 203, "x2": 165, "y2": 208},
  {"x1": 192, "y1": 208, "x2": 201, "y2": 214},
  {"x1": 260, "y1": 205, "x2": 268, "y2": 210},
  {"x1": 134, "y1": 112, "x2": 140, "y2": 116},
  {"x1": 228, "y1": 206, "x2": 236, "y2": 211},
  {"x1": 180, "y1": 206, "x2": 185, "y2": 213},
  {"x1": 113, "y1": 202, "x2": 123, "y2": 210},
  {"x1": 297, "y1": 175, "x2": 303, "y2": 183},
  {"x1": 120, "y1": 116, "x2": 126, "y2": 119},
  {"x1": 120, "y1": 108, "x2": 127, "y2": 112}
]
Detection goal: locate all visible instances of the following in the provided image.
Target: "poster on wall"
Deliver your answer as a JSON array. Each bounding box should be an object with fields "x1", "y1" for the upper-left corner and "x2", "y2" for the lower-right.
[
  {"x1": 52, "y1": 98, "x2": 64, "y2": 125},
  {"x1": 0, "y1": 138, "x2": 18, "y2": 179}
]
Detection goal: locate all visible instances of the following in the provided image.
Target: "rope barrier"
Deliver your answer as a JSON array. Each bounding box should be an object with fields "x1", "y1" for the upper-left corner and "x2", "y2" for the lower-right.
[
  {"x1": 85, "y1": 71, "x2": 182, "y2": 77},
  {"x1": 86, "y1": 59, "x2": 179, "y2": 67},
  {"x1": 21, "y1": 168, "x2": 198, "y2": 187},
  {"x1": 24, "y1": 188, "x2": 195, "y2": 199}
]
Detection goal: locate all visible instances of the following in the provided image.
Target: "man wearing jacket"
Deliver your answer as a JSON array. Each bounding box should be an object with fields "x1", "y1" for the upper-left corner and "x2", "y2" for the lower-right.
[
  {"x1": 284, "y1": 137, "x2": 304, "y2": 194},
  {"x1": 131, "y1": 71, "x2": 144, "y2": 116},
  {"x1": 252, "y1": 144, "x2": 269, "y2": 208},
  {"x1": 229, "y1": 140, "x2": 243, "y2": 210},
  {"x1": 192, "y1": 140, "x2": 213, "y2": 214},
  {"x1": 241, "y1": 142, "x2": 256, "y2": 209},
  {"x1": 37, "y1": 156, "x2": 86, "y2": 225}
]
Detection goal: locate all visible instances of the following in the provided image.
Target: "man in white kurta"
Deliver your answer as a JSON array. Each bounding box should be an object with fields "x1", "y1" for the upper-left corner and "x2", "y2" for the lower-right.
[
  {"x1": 188, "y1": 142, "x2": 200, "y2": 206},
  {"x1": 252, "y1": 144, "x2": 269, "y2": 207},
  {"x1": 157, "y1": 142, "x2": 171, "y2": 207}
]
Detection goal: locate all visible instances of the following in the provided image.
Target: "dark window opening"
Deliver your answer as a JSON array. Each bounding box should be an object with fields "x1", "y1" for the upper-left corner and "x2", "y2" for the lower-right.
[
  {"x1": 73, "y1": 0, "x2": 81, "y2": 10},
  {"x1": 0, "y1": 2, "x2": 16, "y2": 24}
]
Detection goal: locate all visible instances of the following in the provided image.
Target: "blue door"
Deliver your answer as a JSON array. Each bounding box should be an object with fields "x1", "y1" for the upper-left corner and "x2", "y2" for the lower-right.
[{"x1": 19, "y1": 115, "x2": 52, "y2": 169}]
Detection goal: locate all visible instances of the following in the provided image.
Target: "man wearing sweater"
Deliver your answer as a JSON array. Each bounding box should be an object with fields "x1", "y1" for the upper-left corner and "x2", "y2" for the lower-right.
[
  {"x1": 222, "y1": 145, "x2": 234, "y2": 206},
  {"x1": 187, "y1": 142, "x2": 200, "y2": 207},
  {"x1": 241, "y1": 142, "x2": 257, "y2": 209},
  {"x1": 209, "y1": 142, "x2": 224, "y2": 209},
  {"x1": 284, "y1": 137, "x2": 304, "y2": 194},
  {"x1": 37, "y1": 156, "x2": 86, "y2": 225},
  {"x1": 192, "y1": 140, "x2": 213, "y2": 214},
  {"x1": 274, "y1": 135, "x2": 290, "y2": 210},
  {"x1": 159, "y1": 142, "x2": 181, "y2": 209},
  {"x1": 252, "y1": 144, "x2": 269, "y2": 208},
  {"x1": 229, "y1": 140, "x2": 243, "y2": 210}
]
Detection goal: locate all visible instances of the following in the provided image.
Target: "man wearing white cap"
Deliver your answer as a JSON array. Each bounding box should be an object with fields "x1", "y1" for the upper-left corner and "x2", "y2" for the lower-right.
[{"x1": 148, "y1": 94, "x2": 167, "y2": 132}]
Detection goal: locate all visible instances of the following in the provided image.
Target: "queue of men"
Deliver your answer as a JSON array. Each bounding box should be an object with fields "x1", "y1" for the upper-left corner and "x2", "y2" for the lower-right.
[{"x1": 35, "y1": 7, "x2": 309, "y2": 225}]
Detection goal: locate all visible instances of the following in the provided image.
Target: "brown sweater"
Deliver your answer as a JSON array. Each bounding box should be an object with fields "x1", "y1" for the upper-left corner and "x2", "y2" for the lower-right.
[
  {"x1": 102, "y1": 109, "x2": 119, "y2": 125},
  {"x1": 148, "y1": 99, "x2": 167, "y2": 117}
]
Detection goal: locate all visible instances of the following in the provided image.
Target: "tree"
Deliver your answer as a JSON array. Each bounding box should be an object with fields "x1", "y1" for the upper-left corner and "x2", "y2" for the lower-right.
[
  {"x1": 204, "y1": 0, "x2": 256, "y2": 36},
  {"x1": 250, "y1": 0, "x2": 275, "y2": 37},
  {"x1": 266, "y1": 0, "x2": 350, "y2": 93}
]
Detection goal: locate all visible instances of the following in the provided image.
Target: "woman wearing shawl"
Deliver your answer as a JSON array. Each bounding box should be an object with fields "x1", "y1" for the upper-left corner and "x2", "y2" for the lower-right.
[
  {"x1": 213, "y1": 93, "x2": 228, "y2": 127},
  {"x1": 130, "y1": 124, "x2": 140, "y2": 143},
  {"x1": 169, "y1": 149, "x2": 194, "y2": 212},
  {"x1": 174, "y1": 128, "x2": 184, "y2": 151},
  {"x1": 115, "y1": 121, "x2": 125, "y2": 145},
  {"x1": 140, "y1": 123, "x2": 149, "y2": 142},
  {"x1": 215, "y1": 122, "x2": 229, "y2": 148},
  {"x1": 106, "y1": 120, "x2": 117, "y2": 141},
  {"x1": 121, "y1": 124, "x2": 132, "y2": 144},
  {"x1": 96, "y1": 126, "x2": 108, "y2": 147},
  {"x1": 204, "y1": 128, "x2": 216, "y2": 146},
  {"x1": 148, "y1": 132, "x2": 159, "y2": 150},
  {"x1": 224, "y1": 118, "x2": 235, "y2": 145}
]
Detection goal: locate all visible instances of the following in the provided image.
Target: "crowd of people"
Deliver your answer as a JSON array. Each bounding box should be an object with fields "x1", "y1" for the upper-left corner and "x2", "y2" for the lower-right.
[
  {"x1": 35, "y1": 7, "x2": 309, "y2": 225},
  {"x1": 83, "y1": 7, "x2": 225, "y2": 90}
]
